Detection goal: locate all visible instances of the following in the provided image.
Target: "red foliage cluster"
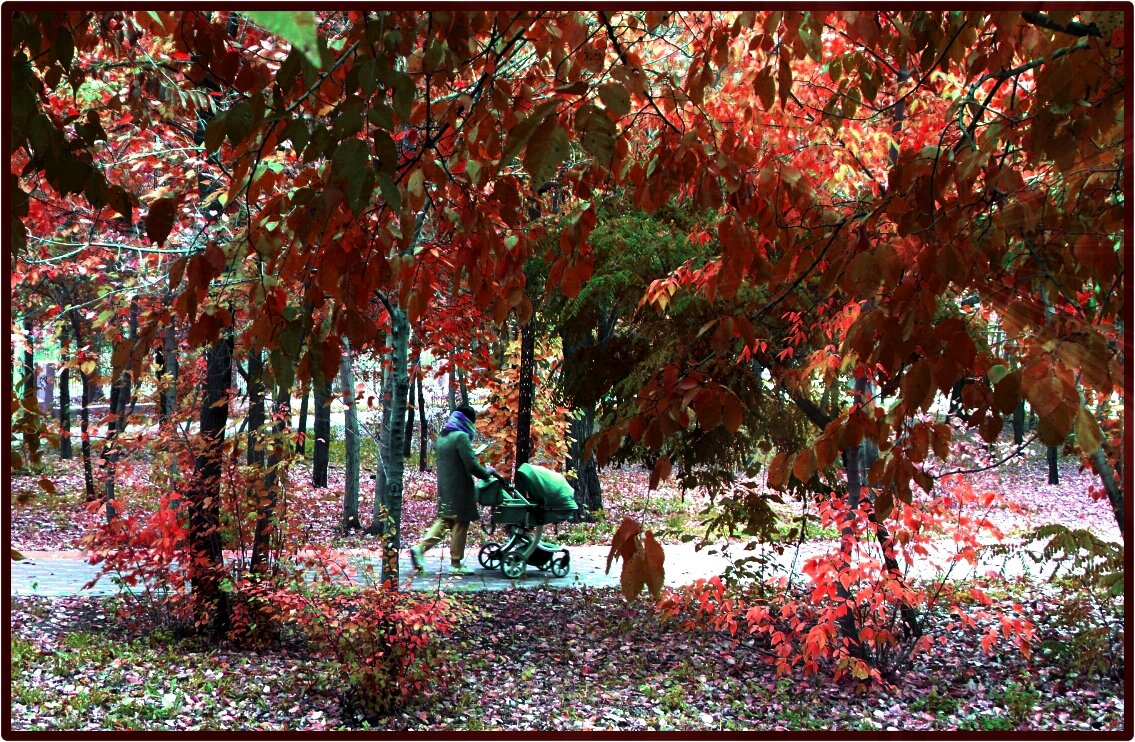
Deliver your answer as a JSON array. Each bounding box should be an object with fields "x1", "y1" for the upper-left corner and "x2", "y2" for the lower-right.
[
  {"x1": 237, "y1": 579, "x2": 455, "y2": 718},
  {"x1": 660, "y1": 477, "x2": 1035, "y2": 681}
]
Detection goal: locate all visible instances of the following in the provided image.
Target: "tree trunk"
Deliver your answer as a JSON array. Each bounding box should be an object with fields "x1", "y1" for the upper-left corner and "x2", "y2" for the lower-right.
[
  {"x1": 417, "y1": 374, "x2": 428, "y2": 472},
  {"x1": 340, "y1": 342, "x2": 362, "y2": 530},
  {"x1": 246, "y1": 348, "x2": 266, "y2": 467},
  {"x1": 403, "y1": 367, "x2": 416, "y2": 460},
  {"x1": 59, "y1": 325, "x2": 72, "y2": 460},
  {"x1": 160, "y1": 321, "x2": 178, "y2": 428},
  {"x1": 21, "y1": 317, "x2": 40, "y2": 469},
  {"x1": 67, "y1": 310, "x2": 97, "y2": 500},
  {"x1": 568, "y1": 405, "x2": 602, "y2": 513},
  {"x1": 447, "y1": 368, "x2": 457, "y2": 411},
  {"x1": 1090, "y1": 447, "x2": 1123, "y2": 537},
  {"x1": 251, "y1": 388, "x2": 290, "y2": 574},
  {"x1": 312, "y1": 375, "x2": 332, "y2": 487},
  {"x1": 294, "y1": 380, "x2": 310, "y2": 456},
  {"x1": 457, "y1": 367, "x2": 469, "y2": 407},
  {"x1": 1013, "y1": 400, "x2": 1025, "y2": 445},
  {"x1": 838, "y1": 387, "x2": 868, "y2": 661},
  {"x1": 369, "y1": 367, "x2": 395, "y2": 535},
  {"x1": 514, "y1": 319, "x2": 537, "y2": 470},
  {"x1": 188, "y1": 337, "x2": 233, "y2": 635},
  {"x1": 102, "y1": 301, "x2": 138, "y2": 522},
  {"x1": 380, "y1": 306, "x2": 411, "y2": 584},
  {"x1": 1048, "y1": 445, "x2": 1059, "y2": 485}
]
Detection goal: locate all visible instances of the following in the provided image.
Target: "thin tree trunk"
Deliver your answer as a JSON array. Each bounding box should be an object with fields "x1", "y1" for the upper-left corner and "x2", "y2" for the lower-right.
[
  {"x1": 380, "y1": 305, "x2": 411, "y2": 584},
  {"x1": 837, "y1": 375, "x2": 869, "y2": 662},
  {"x1": 161, "y1": 321, "x2": 178, "y2": 428},
  {"x1": 312, "y1": 375, "x2": 332, "y2": 487},
  {"x1": 246, "y1": 348, "x2": 266, "y2": 467},
  {"x1": 188, "y1": 337, "x2": 234, "y2": 635},
  {"x1": 403, "y1": 367, "x2": 416, "y2": 460},
  {"x1": 447, "y1": 367, "x2": 457, "y2": 411},
  {"x1": 1013, "y1": 400, "x2": 1025, "y2": 445},
  {"x1": 294, "y1": 380, "x2": 310, "y2": 456},
  {"x1": 102, "y1": 301, "x2": 138, "y2": 522},
  {"x1": 59, "y1": 325, "x2": 72, "y2": 460},
  {"x1": 457, "y1": 367, "x2": 469, "y2": 407},
  {"x1": 1048, "y1": 446, "x2": 1060, "y2": 485},
  {"x1": 251, "y1": 388, "x2": 290, "y2": 573},
  {"x1": 417, "y1": 374, "x2": 428, "y2": 472},
  {"x1": 68, "y1": 310, "x2": 96, "y2": 500},
  {"x1": 515, "y1": 319, "x2": 537, "y2": 470},
  {"x1": 340, "y1": 341, "x2": 361, "y2": 530},
  {"x1": 368, "y1": 366, "x2": 394, "y2": 535},
  {"x1": 1091, "y1": 448, "x2": 1123, "y2": 537},
  {"x1": 21, "y1": 317, "x2": 40, "y2": 469}
]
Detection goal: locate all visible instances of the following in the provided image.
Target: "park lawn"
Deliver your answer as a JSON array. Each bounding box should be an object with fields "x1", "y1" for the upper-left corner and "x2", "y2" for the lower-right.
[{"x1": 8, "y1": 581, "x2": 1123, "y2": 732}]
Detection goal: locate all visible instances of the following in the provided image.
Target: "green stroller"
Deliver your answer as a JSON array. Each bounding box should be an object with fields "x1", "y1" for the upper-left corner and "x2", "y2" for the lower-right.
[{"x1": 475, "y1": 463, "x2": 578, "y2": 579}]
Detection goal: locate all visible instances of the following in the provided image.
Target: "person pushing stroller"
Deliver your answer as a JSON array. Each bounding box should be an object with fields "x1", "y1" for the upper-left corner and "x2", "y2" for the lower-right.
[{"x1": 409, "y1": 404, "x2": 495, "y2": 575}]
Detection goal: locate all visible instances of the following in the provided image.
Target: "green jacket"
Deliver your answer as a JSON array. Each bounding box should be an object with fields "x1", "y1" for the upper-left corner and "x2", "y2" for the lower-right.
[{"x1": 436, "y1": 430, "x2": 490, "y2": 522}]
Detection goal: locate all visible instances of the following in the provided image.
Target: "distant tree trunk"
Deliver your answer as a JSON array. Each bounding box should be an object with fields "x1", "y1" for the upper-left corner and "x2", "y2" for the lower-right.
[
  {"x1": 948, "y1": 378, "x2": 967, "y2": 422},
  {"x1": 340, "y1": 342, "x2": 362, "y2": 530},
  {"x1": 1013, "y1": 400, "x2": 1025, "y2": 445},
  {"x1": 59, "y1": 325, "x2": 72, "y2": 460},
  {"x1": 21, "y1": 317, "x2": 40, "y2": 469},
  {"x1": 160, "y1": 321, "x2": 178, "y2": 427},
  {"x1": 837, "y1": 374, "x2": 870, "y2": 661},
  {"x1": 188, "y1": 336, "x2": 233, "y2": 635},
  {"x1": 1048, "y1": 446, "x2": 1059, "y2": 485},
  {"x1": 103, "y1": 300, "x2": 138, "y2": 522},
  {"x1": 251, "y1": 387, "x2": 291, "y2": 574},
  {"x1": 380, "y1": 305, "x2": 411, "y2": 584},
  {"x1": 417, "y1": 374, "x2": 428, "y2": 472},
  {"x1": 246, "y1": 348, "x2": 266, "y2": 467},
  {"x1": 403, "y1": 368, "x2": 416, "y2": 460},
  {"x1": 68, "y1": 312, "x2": 97, "y2": 500},
  {"x1": 514, "y1": 319, "x2": 537, "y2": 470},
  {"x1": 312, "y1": 375, "x2": 332, "y2": 487},
  {"x1": 294, "y1": 380, "x2": 310, "y2": 456},
  {"x1": 457, "y1": 367, "x2": 469, "y2": 407}
]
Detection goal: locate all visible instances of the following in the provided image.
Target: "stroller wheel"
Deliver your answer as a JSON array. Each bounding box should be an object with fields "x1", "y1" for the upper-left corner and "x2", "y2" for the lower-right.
[
  {"x1": 502, "y1": 552, "x2": 526, "y2": 579},
  {"x1": 550, "y1": 555, "x2": 570, "y2": 578},
  {"x1": 478, "y1": 543, "x2": 503, "y2": 570}
]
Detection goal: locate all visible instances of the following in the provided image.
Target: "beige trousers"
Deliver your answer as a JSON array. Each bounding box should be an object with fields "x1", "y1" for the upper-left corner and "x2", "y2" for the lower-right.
[{"x1": 417, "y1": 518, "x2": 470, "y2": 564}]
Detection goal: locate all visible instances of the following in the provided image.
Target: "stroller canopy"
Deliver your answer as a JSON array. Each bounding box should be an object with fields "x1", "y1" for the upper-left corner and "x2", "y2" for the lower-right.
[{"x1": 515, "y1": 463, "x2": 578, "y2": 512}]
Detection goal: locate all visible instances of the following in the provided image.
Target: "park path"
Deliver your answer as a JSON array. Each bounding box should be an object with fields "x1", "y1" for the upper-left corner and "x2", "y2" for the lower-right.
[{"x1": 8, "y1": 539, "x2": 1063, "y2": 598}]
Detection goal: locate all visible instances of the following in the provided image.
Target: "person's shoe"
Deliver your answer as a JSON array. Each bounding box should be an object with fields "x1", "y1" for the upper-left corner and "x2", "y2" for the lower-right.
[
  {"x1": 449, "y1": 562, "x2": 475, "y2": 576},
  {"x1": 409, "y1": 546, "x2": 425, "y2": 572}
]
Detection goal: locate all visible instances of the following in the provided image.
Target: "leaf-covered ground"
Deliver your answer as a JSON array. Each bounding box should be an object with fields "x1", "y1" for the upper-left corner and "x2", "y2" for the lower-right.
[{"x1": 9, "y1": 584, "x2": 1123, "y2": 732}]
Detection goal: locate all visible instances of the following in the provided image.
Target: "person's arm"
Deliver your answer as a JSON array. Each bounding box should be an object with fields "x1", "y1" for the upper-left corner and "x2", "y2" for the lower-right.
[{"x1": 456, "y1": 433, "x2": 492, "y2": 479}]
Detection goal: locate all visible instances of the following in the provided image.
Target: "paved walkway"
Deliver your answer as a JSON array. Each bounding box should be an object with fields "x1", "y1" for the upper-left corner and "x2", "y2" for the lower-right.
[{"x1": 9, "y1": 539, "x2": 1069, "y2": 598}]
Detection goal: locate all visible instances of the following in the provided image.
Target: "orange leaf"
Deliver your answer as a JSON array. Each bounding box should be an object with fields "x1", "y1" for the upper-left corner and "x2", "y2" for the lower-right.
[
  {"x1": 606, "y1": 517, "x2": 641, "y2": 575},
  {"x1": 767, "y1": 452, "x2": 790, "y2": 490},
  {"x1": 642, "y1": 530, "x2": 665, "y2": 600},
  {"x1": 792, "y1": 448, "x2": 816, "y2": 483},
  {"x1": 621, "y1": 550, "x2": 648, "y2": 601},
  {"x1": 649, "y1": 455, "x2": 672, "y2": 490}
]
